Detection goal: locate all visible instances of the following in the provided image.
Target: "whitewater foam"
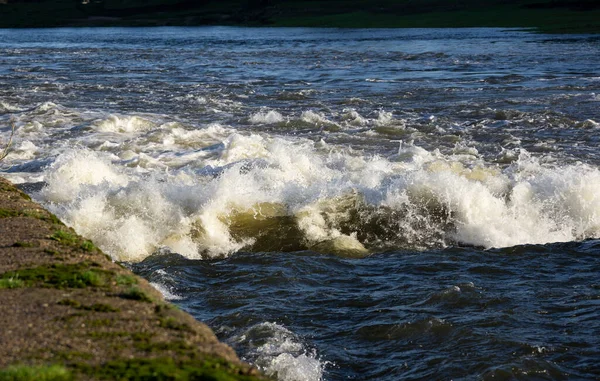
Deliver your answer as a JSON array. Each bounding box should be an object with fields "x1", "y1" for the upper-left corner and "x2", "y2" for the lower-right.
[
  {"x1": 19, "y1": 123, "x2": 600, "y2": 260},
  {"x1": 249, "y1": 110, "x2": 285, "y2": 124},
  {"x1": 234, "y1": 322, "x2": 325, "y2": 381},
  {"x1": 150, "y1": 281, "x2": 183, "y2": 301},
  {"x1": 94, "y1": 115, "x2": 156, "y2": 133},
  {"x1": 2, "y1": 102, "x2": 600, "y2": 261},
  {"x1": 148, "y1": 268, "x2": 184, "y2": 300},
  {"x1": 0, "y1": 101, "x2": 22, "y2": 113},
  {"x1": 300, "y1": 110, "x2": 338, "y2": 128}
]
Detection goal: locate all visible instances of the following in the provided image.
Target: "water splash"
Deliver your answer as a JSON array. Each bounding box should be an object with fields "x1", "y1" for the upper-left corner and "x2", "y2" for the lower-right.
[
  {"x1": 233, "y1": 322, "x2": 325, "y2": 381},
  {"x1": 20, "y1": 119, "x2": 600, "y2": 262}
]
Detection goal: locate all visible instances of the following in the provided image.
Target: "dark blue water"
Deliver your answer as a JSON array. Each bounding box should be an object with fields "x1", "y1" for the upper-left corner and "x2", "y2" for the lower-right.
[
  {"x1": 1, "y1": 27, "x2": 600, "y2": 380},
  {"x1": 133, "y1": 242, "x2": 600, "y2": 380}
]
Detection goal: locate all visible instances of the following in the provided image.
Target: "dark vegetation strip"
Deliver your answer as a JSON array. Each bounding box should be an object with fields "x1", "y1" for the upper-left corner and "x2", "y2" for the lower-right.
[{"x1": 0, "y1": 0, "x2": 599, "y2": 33}]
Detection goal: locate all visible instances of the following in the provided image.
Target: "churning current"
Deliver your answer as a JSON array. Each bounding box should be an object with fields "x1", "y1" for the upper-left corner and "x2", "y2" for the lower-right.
[{"x1": 0, "y1": 27, "x2": 599, "y2": 380}]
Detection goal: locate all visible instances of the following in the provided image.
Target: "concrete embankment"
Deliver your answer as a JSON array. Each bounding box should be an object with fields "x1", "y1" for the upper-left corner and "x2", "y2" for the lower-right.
[{"x1": 0, "y1": 177, "x2": 265, "y2": 380}]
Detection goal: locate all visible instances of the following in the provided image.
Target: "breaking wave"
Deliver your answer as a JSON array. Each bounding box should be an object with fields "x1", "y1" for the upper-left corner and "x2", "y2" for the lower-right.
[
  {"x1": 7, "y1": 115, "x2": 596, "y2": 262},
  {"x1": 233, "y1": 322, "x2": 325, "y2": 381}
]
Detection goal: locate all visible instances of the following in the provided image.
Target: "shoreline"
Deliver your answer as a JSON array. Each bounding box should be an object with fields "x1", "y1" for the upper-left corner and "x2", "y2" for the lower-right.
[
  {"x1": 0, "y1": 22, "x2": 598, "y2": 35},
  {"x1": 0, "y1": 1, "x2": 599, "y2": 34},
  {"x1": 0, "y1": 176, "x2": 265, "y2": 380}
]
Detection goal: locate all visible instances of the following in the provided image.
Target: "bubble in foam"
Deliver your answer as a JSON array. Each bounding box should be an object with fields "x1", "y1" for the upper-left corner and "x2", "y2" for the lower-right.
[
  {"x1": 234, "y1": 322, "x2": 325, "y2": 381},
  {"x1": 574, "y1": 119, "x2": 599, "y2": 129},
  {"x1": 34, "y1": 125, "x2": 600, "y2": 262},
  {"x1": 341, "y1": 108, "x2": 367, "y2": 126},
  {"x1": 156, "y1": 122, "x2": 234, "y2": 149},
  {"x1": 249, "y1": 110, "x2": 285, "y2": 124},
  {"x1": 216, "y1": 133, "x2": 272, "y2": 164},
  {"x1": 34, "y1": 102, "x2": 58, "y2": 113},
  {"x1": 374, "y1": 110, "x2": 394, "y2": 126},
  {"x1": 7, "y1": 140, "x2": 38, "y2": 161},
  {"x1": 0, "y1": 101, "x2": 22, "y2": 113},
  {"x1": 300, "y1": 110, "x2": 336, "y2": 127},
  {"x1": 393, "y1": 140, "x2": 436, "y2": 166},
  {"x1": 94, "y1": 115, "x2": 155, "y2": 133},
  {"x1": 41, "y1": 149, "x2": 128, "y2": 203},
  {"x1": 267, "y1": 353, "x2": 324, "y2": 381}
]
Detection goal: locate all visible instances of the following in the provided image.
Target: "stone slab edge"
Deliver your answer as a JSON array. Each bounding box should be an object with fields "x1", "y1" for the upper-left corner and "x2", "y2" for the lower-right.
[{"x1": 0, "y1": 176, "x2": 267, "y2": 380}]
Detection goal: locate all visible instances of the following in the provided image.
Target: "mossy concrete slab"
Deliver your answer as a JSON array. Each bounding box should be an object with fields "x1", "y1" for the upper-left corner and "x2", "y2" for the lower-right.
[{"x1": 0, "y1": 177, "x2": 266, "y2": 380}]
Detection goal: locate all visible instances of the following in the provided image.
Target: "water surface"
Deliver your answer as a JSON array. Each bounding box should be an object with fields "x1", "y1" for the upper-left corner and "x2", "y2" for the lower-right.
[{"x1": 1, "y1": 27, "x2": 599, "y2": 380}]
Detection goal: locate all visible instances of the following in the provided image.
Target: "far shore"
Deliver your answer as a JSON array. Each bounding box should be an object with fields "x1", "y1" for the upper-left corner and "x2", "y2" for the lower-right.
[{"x1": 1, "y1": 0, "x2": 599, "y2": 34}]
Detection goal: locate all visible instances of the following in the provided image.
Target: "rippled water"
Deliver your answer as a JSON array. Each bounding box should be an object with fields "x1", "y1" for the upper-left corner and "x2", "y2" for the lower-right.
[{"x1": 1, "y1": 27, "x2": 599, "y2": 380}]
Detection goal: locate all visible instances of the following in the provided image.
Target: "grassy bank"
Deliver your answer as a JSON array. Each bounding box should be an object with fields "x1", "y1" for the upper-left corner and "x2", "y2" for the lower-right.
[
  {"x1": 272, "y1": 5, "x2": 600, "y2": 33},
  {"x1": 0, "y1": 177, "x2": 266, "y2": 380},
  {"x1": 0, "y1": 0, "x2": 599, "y2": 33}
]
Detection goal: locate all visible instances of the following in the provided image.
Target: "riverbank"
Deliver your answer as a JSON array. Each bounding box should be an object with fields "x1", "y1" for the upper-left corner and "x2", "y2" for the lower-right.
[
  {"x1": 0, "y1": 177, "x2": 265, "y2": 380},
  {"x1": 0, "y1": 0, "x2": 599, "y2": 33}
]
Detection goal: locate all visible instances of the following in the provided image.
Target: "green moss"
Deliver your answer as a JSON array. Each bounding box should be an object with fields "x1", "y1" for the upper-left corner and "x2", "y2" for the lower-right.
[
  {"x1": 0, "y1": 364, "x2": 72, "y2": 381},
  {"x1": 55, "y1": 312, "x2": 85, "y2": 323},
  {"x1": 80, "y1": 270, "x2": 105, "y2": 287},
  {"x1": 54, "y1": 351, "x2": 94, "y2": 362},
  {"x1": 130, "y1": 332, "x2": 154, "y2": 342},
  {"x1": 50, "y1": 231, "x2": 100, "y2": 252},
  {"x1": 87, "y1": 303, "x2": 119, "y2": 312},
  {"x1": 43, "y1": 249, "x2": 61, "y2": 256},
  {"x1": 134, "y1": 339, "x2": 193, "y2": 353},
  {"x1": 0, "y1": 277, "x2": 25, "y2": 289},
  {"x1": 118, "y1": 286, "x2": 153, "y2": 303},
  {"x1": 57, "y1": 299, "x2": 119, "y2": 312},
  {"x1": 43, "y1": 212, "x2": 62, "y2": 225},
  {"x1": 12, "y1": 241, "x2": 37, "y2": 248},
  {"x1": 0, "y1": 263, "x2": 109, "y2": 289},
  {"x1": 159, "y1": 317, "x2": 192, "y2": 332},
  {"x1": 116, "y1": 274, "x2": 138, "y2": 286},
  {"x1": 88, "y1": 318, "x2": 112, "y2": 328},
  {"x1": 126, "y1": 331, "x2": 195, "y2": 355},
  {"x1": 57, "y1": 299, "x2": 81, "y2": 308},
  {"x1": 50, "y1": 230, "x2": 79, "y2": 246},
  {"x1": 0, "y1": 208, "x2": 62, "y2": 224},
  {"x1": 0, "y1": 263, "x2": 146, "y2": 293},
  {"x1": 154, "y1": 303, "x2": 178, "y2": 314},
  {"x1": 0, "y1": 208, "x2": 19, "y2": 218},
  {"x1": 87, "y1": 331, "x2": 130, "y2": 339},
  {"x1": 22, "y1": 209, "x2": 62, "y2": 224},
  {"x1": 20, "y1": 192, "x2": 32, "y2": 201},
  {"x1": 75, "y1": 357, "x2": 261, "y2": 381},
  {"x1": 80, "y1": 240, "x2": 96, "y2": 252}
]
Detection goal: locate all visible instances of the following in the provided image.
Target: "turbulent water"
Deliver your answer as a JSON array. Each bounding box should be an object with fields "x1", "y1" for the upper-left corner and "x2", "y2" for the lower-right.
[{"x1": 1, "y1": 27, "x2": 599, "y2": 380}]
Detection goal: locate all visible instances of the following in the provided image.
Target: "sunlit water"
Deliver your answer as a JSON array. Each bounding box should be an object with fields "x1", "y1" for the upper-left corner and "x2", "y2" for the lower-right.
[{"x1": 1, "y1": 27, "x2": 599, "y2": 380}]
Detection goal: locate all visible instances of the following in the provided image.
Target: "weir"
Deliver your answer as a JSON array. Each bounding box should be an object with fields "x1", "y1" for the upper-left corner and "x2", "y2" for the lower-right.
[
  {"x1": 0, "y1": 176, "x2": 265, "y2": 380},
  {"x1": 1, "y1": 26, "x2": 599, "y2": 379}
]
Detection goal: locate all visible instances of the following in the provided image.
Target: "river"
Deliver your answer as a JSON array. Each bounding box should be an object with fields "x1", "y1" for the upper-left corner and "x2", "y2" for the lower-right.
[{"x1": 1, "y1": 27, "x2": 599, "y2": 380}]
